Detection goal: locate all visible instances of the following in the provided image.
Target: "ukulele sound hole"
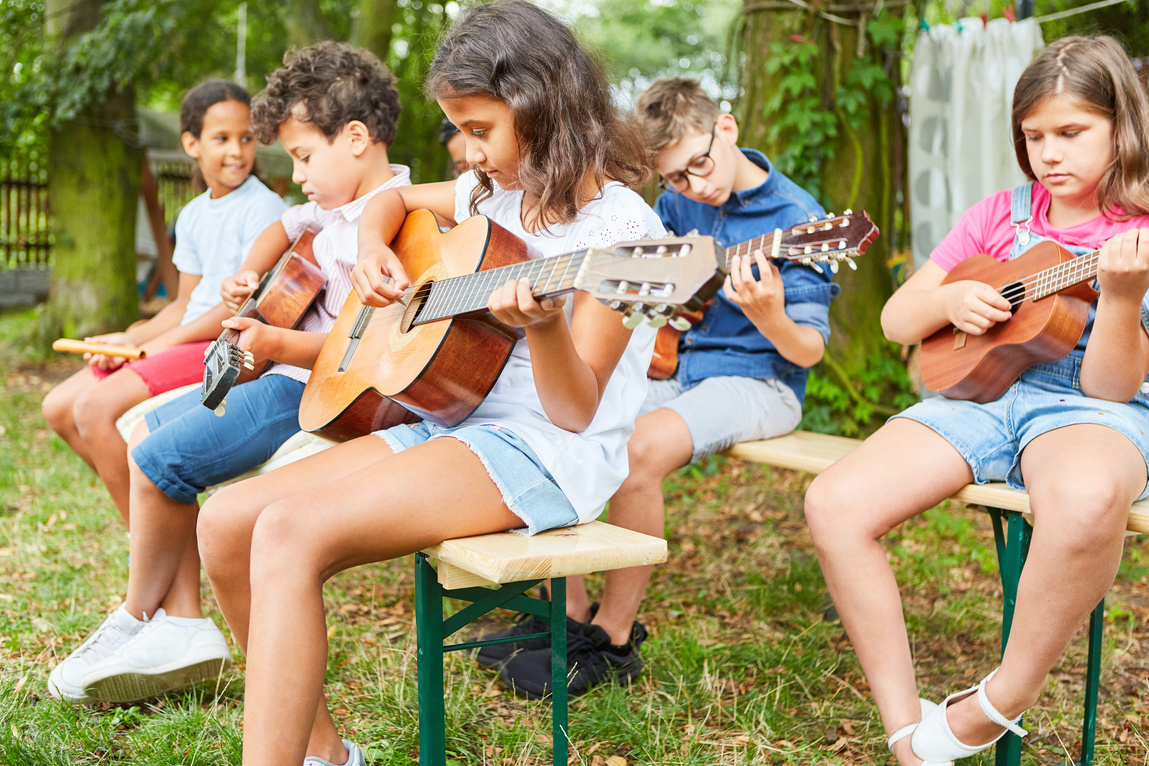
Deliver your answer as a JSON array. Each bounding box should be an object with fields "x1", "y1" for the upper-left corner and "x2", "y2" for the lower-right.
[{"x1": 1002, "y1": 280, "x2": 1025, "y2": 314}]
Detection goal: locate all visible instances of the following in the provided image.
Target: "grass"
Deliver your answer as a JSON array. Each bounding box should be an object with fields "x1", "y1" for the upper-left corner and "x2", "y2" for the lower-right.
[{"x1": 1, "y1": 307, "x2": 1148, "y2": 765}]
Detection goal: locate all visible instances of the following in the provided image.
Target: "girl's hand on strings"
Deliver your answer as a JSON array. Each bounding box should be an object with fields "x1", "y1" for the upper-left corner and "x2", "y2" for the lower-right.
[
  {"x1": 944, "y1": 281, "x2": 1013, "y2": 335},
  {"x1": 353, "y1": 245, "x2": 410, "y2": 308},
  {"x1": 488, "y1": 278, "x2": 566, "y2": 329},
  {"x1": 1097, "y1": 228, "x2": 1149, "y2": 304}
]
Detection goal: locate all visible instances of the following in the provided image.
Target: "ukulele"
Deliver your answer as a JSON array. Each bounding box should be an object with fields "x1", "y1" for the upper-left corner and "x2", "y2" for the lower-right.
[
  {"x1": 201, "y1": 227, "x2": 325, "y2": 414},
  {"x1": 298, "y1": 209, "x2": 726, "y2": 442},
  {"x1": 647, "y1": 211, "x2": 880, "y2": 379},
  {"x1": 920, "y1": 239, "x2": 1106, "y2": 403}
]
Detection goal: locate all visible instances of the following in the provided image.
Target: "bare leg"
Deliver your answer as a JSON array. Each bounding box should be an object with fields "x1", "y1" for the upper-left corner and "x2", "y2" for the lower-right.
[
  {"x1": 804, "y1": 418, "x2": 975, "y2": 766},
  {"x1": 73, "y1": 367, "x2": 151, "y2": 523},
  {"x1": 940, "y1": 424, "x2": 1142, "y2": 746},
  {"x1": 583, "y1": 408, "x2": 693, "y2": 643},
  {"x1": 121, "y1": 419, "x2": 203, "y2": 620},
  {"x1": 41, "y1": 368, "x2": 100, "y2": 469},
  {"x1": 201, "y1": 435, "x2": 523, "y2": 766}
]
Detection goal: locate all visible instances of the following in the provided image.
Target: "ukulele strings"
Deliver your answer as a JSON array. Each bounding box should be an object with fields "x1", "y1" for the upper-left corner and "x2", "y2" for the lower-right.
[{"x1": 996, "y1": 249, "x2": 1100, "y2": 303}]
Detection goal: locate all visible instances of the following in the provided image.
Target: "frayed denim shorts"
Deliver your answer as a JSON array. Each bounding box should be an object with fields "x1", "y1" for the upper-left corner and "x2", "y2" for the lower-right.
[
  {"x1": 375, "y1": 421, "x2": 577, "y2": 535},
  {"x1": 892, "y1": 355, "x2": 1149, "y2": 501}
]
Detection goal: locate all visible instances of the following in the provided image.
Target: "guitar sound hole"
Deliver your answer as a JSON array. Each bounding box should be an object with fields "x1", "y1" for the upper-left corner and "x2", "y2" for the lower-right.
[
  {"x1": 1002, "y1": 280, "x2": 1025, "y2": 314},
  {"x1": 400, "y1": 284, "x2": 430, "y2": 334}
]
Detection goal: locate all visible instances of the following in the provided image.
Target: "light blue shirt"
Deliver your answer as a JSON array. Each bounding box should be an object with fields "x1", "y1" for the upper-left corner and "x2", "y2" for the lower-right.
[{"x1": 172, "y1": 176, "x2": 287, "y2": 324}]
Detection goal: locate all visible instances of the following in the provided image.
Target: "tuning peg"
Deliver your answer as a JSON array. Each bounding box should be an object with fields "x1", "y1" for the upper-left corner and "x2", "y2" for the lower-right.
[
  {"x1": 803, "y1": 259, "x2": 824, "y2": 274},
  {"x1": 242, "y1": 352, "x2": 255, "y2": 371},
  {"x1": 214, "y1": 400, "x2": 226, "y2": 418},
  {"x1": 808, "y1": 215, "x2": 819, "y2": 223},
  {"x1": 845, "y1": 257, "x2": 858, "y2": 270},
  {"x1": 622, "y1": 312, "x2": 644, "y2": 330},
  {"x1": 668, "y1": 315, "x2": 692, "y2": 331},
  {"x1": 843, "y1": 208, "x2": 853, "y2": 215},
  {"x1": 609, "y1": 300, "x2": 623, "y2": 311},
  {"x1": 647, "y1": 312, "x2": 668, "y2": 328},
  {"x1": 830, "y1": 260, "x2": 839, "y2": 274}
]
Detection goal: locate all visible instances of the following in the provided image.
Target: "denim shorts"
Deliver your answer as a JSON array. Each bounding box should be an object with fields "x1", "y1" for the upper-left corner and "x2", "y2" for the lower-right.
[
  {"x1": 643, "y1": 375, "x2": 804, "y2": 462},
  {"x1": 893, "y1": 356, "x2": 1149, "y2": 501},
  {"x1": 375, "y1": 421, "x2": 577, "y2": 536},
  {"x1": 132, "y1": 374, "x2": 306, "y2": 505}
]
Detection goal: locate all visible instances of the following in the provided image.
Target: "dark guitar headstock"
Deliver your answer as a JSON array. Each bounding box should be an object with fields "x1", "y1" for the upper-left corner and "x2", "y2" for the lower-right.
[{"x1": 201, "y1": 337, "x2": 255, "y2": 415}]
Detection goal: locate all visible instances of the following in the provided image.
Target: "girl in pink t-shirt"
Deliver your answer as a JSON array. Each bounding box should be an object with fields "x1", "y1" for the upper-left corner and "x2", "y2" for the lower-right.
[{"x1": 806, "y1": 36, "x2": 1149, "y2": 766}]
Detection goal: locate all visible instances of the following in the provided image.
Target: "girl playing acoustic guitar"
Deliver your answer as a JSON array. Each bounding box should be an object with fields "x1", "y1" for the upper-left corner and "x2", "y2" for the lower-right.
[
  {"x1": 195, "y1": 2, "x2": 662, "y2": 764},
  {"x1": 805, "y1": 36, "x2": 1149, "y2": 766}
]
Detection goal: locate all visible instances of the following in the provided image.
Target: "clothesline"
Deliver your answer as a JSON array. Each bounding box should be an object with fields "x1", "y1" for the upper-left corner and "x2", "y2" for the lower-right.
[{"x1": 1031, "y1": 0, "x2": 1130, "y2": 24}]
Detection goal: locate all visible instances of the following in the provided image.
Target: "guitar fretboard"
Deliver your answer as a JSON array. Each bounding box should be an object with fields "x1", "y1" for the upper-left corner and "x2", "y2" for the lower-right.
[
  {"x1": 1004, "y1": 248, "x2": 1101, "y2": 303},
  {"x1": 412, "y1": 250, "x2": 591, "y2": 324},
  {"x1": 720, "y1": 232, "x2": 779, "y2": 268}
]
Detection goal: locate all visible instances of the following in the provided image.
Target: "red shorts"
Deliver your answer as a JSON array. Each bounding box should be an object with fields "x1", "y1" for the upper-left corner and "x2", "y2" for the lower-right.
[{"x1": 90, "y1": 340, "x2": 212, "y2": 397}]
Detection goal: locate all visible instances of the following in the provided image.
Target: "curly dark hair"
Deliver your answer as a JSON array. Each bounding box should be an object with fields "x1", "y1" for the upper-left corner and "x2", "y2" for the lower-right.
[
  {"x1": 425, "y1": 0, "x2": 651, "y2": 230},
  {"x1": 251, "y1": 41, "x2": 401, "y2": 147},
  {"x1": 180, "y1": 80, "x2": 251, "y2": 138}
]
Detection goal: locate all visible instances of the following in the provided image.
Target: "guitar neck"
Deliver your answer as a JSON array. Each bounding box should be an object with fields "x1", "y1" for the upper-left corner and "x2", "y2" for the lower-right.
[
  {"x1": 412, "y1": 250, "x2": 591, "y2": 324},
  {"x1": 1010, "y1": 248, "x2": 1100, "y2": 302},
  {"x1": 720, "y1": 231, "x2": 778, "y2": 269}
]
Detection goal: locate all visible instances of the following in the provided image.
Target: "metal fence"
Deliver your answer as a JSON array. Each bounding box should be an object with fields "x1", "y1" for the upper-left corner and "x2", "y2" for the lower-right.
[{"x1": 1, "y1": 152, "x2": 51, "y2": 270}]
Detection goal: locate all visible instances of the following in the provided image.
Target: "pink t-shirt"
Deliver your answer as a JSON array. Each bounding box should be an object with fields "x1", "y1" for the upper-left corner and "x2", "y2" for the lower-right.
[{"x1": 931, "y1": 183, "x2": 1149, "y2": 271}]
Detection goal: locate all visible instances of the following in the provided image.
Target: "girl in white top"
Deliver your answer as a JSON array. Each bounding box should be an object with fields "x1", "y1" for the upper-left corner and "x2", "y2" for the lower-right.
[
  {"x1": 196, "y1": 3, "x2": 661, "y2": 764},
  {"x1": 41, "y1": 79, "x2": 284, "y2": 525}
]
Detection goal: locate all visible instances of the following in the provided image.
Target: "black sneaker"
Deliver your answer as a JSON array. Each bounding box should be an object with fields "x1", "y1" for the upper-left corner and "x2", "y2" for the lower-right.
[
  {"x1": 498, "y1": 619, "x2": 647, "y2": 700},
  {"x1": 471, "y1": 602, "x2": 599, "y2": 669}
]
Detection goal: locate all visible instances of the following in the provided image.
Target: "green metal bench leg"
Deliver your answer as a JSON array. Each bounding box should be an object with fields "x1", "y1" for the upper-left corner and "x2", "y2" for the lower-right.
[
  {"x1": 415, "y1": 552, "x2": 447, "y2": 766},
  {"x1": 550, "y1": 577, "x2": 568, "y2": 766},
  {"x1": 1081, "y1": 598, "x2": 1104, "y2": 766},
  {"x1": 990, "y1": 509, "x2": 1031, "y2": 766}
]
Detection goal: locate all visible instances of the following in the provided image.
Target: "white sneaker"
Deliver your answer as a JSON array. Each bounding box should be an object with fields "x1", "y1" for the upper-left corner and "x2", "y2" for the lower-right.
[
  {"x1": 304, "y1": 740, "x2": 365, "y2": 766},
  {"x1": 80, "y1": 610, "x2": 232, "y2": 703},
  {"x1": 48, "y1": 607, "x2": 144, "y2": 703}
]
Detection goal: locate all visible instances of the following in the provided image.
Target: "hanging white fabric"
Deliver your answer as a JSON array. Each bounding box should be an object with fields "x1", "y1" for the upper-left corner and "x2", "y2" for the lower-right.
[{"x1": 908, "y1": 18, "x2": 1044, "y2": 270}]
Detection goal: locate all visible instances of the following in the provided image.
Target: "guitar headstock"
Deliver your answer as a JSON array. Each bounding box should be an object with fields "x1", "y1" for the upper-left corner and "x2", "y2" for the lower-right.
[
  {"x1": 775, "y1": 210, "x2": 879, "y2": 273},
  {"x1": 578, "y1": 235, "x2": 726, "y2": 329}
]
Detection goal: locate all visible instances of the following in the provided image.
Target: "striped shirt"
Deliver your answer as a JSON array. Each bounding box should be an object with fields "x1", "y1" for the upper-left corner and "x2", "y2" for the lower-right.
[{"x1": 264, "y1": 165, "x2": 412, "y2": 384}]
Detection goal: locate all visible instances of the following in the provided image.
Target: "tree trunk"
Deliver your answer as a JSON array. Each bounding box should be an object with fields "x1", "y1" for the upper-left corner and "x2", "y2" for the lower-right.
[
  {"x1": 353, "y1": 0, "x2": 398, "y2": 61},
  {"x1": 41, "y1": 0, "x2": 141, "y2": 340},
  {"x1": 739, "y1": 4, "x2": 903, "y2": 376}
]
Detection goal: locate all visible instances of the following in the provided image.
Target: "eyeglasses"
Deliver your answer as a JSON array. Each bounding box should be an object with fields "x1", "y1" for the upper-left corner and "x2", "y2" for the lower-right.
[{"x1": 658, "y1": 123, "x2": 718, "y2": 192}]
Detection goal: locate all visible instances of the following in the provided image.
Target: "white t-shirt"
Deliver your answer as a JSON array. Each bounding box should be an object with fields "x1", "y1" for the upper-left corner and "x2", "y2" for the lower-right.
[
  {"x1": 265, "y1": 165, "x2": 412, "y2": 383},
  {"x1": 172, "y1": 176, "x2": 287, "y2": 324},
  {"x1": 452, "y1": 171, "x2": 663, "y2": 522}
]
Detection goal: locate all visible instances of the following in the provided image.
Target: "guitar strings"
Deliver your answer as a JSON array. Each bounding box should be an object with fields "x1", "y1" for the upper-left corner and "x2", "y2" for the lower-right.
[{"x1": 995, "y1": 249, "x2": 1100, "y2": 303}]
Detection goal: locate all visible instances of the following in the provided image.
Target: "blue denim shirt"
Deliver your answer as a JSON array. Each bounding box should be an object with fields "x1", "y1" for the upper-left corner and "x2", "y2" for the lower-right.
[{"x1": 653, "y1": 149, "x2": 839, "y2": 404}]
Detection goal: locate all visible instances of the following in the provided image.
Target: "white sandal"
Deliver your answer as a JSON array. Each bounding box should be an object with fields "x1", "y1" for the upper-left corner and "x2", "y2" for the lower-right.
[
  {"x1": 886, "y1": 699, "x2": 954, "y2": 766},
  {"x1": 911, "y1": 671, "x2": 1027, "y2": 762}
]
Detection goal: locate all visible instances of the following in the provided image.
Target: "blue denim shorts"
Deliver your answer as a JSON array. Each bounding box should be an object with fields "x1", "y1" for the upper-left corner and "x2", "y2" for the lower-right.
[
  {"x1": 375, "y1": 421, "x2": 577, "y2": 536},
  {"x1": 643, "y1": 375, "x2": 803, "y2": 462},
  {"x1": 132, "y1": 374, "x2": 306, "y2": 505},
  {"x1": 893, "y1": 356, "x2": 1149, "y2": 501}
]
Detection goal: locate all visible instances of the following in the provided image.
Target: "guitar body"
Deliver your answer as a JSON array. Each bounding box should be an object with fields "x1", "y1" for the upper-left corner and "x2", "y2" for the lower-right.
[
  {"x1": 298, "y1": 210, "x2": 529, "y2": 441},
  {"x1": 920, "y1": 240, "x2": 1097, "y2": 403},
  {"x1": 201, "y1": 228, "x2": 325, "y2": 410},
  {"x1": 647, "y1": 308, "x2": 705, "y2": 380}
]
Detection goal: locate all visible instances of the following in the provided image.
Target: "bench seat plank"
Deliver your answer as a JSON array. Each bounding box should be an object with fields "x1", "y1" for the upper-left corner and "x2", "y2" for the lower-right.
[
  {"x1": 422, "y1": 520, "x2": 668, "y2": 589},
  {"x1": 724, "y1": 433, "x2": 1149, "y2": 535}
]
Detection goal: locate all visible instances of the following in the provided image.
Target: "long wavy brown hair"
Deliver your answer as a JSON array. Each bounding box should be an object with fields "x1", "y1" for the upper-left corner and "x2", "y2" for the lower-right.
[
  {"x1": 425, "y1": 0, "x2": 651, "y2": 230},
  {"x1": 1011, "y1": 35, "x2": 1149, "y2": 219}
]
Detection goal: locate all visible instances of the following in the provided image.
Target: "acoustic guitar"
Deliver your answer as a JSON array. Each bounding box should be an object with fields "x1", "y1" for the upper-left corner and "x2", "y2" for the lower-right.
[
  {"x1": 647, "y1": 211, "x2": 880, "y2": 379},
  {"x1": 298, "y1": 209, "x2": 725, "y2": 442},
  {"x1": 201, "y1": 227, "x2": 325, "y2": 414},
  {"x1": 920, "y1": 239, "x2": 1105, "y2": 403}
]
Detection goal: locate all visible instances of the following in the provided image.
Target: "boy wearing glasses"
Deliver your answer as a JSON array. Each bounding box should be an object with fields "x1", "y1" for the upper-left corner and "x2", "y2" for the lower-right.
[{"x1": 492, "y1": 77, "x2": 839, "y2": 699}]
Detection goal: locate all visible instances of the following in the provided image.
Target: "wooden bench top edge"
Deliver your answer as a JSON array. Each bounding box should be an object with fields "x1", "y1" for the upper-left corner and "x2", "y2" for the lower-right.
[{"x1": 422, "y1": 520, "x2": 669, "y2": 584}]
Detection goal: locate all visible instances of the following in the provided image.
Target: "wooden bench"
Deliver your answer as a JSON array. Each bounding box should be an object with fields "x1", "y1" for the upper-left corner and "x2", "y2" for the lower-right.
[
  {"x1": 116, "y1": 388, "x2": 667, "y2": 766},
  {"x1": 723, "y1": 431, "x2": 1149, "y2": 766},
  {"x1": 416, "y1": 521, "x2": 667, "y2": 766}
]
